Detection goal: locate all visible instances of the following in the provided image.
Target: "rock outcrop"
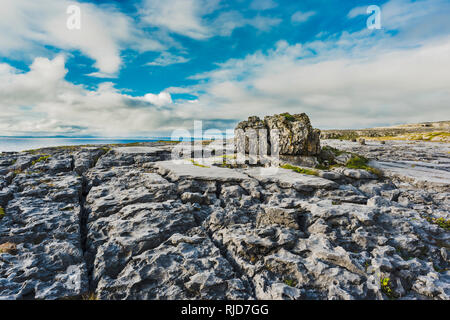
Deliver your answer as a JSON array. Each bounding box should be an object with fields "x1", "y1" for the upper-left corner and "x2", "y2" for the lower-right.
[{"x1": 235, "y1": 113, "x2": 321, "y2": 156}]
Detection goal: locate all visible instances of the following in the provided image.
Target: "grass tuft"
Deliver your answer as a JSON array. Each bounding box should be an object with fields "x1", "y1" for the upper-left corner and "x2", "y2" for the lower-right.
[
  {"x1": 380, "y1": 277, "x2": 395, "y2": 299},
  {"x1": 280, "y1": 112, "x2": 296, "y2": 122},
  {"x1": 31, "y1": 155, "x2": 50, "y2": 166},
  {"x1": 283, "y1": 278, "x2": 297, "y2": 287},
  {"x1": 281, "y1": 164, "x2": 318, "y2": 176},
  {"x1": 345, "y1": 154, "x2": 383, "y2": 177}
]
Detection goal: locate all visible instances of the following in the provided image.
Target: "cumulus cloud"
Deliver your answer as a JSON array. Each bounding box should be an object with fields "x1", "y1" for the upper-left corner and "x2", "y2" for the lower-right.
[
  {"x1": 171, "y1": 35, "x2": 450, "y2": 129},
  {"x1": 0, "y1": 56, "x2": 181, "y2": 136},
  {"x1": 141, "y1": 92, "x2": 173, "y2": 106},
  {"x1": 0, "y1": 0, "x2": 164, "y2": 74},
  {"x1": 1, "y1": 0, "x2": 449, "y2": 136}
]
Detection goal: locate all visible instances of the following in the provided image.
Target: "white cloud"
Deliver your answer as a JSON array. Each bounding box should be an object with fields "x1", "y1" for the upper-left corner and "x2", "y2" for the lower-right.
[
  {"x1": 0, "y1": 56, "x2": 181, "y2": 136},
  {"x1": 171, "y1": 35, "x2": 450, "y2": 129},
  {"x1": 140, "y1": 0, "x2": 220, "y2": 40},
  {"x1": 348, "y1": 0, "x2": 450, "y2": 42},
  {"x1": 1, "y1": 0, "x2": 449, "y2": 136},
  {"x1": 146, "y1": 52, "x2": 190, "y2": 67},
  {"x1": 347, "y1": 6, "x2": 367, "y2": 19},
  {"x1": 141, "y1": 92, "x2": 173, "y2": 106},
  {"x1": 0, "y1": 0, "x2": 165, "y2": 74},
  {"x1": 291, "y1": 11, "x2": 316, "y2": 24},
  {"x1": 140, "y1": 0, "x2": 281, "y2": 39},
  {"x1": 86, "y1": 72, "x2": 118, "y2": 79}
]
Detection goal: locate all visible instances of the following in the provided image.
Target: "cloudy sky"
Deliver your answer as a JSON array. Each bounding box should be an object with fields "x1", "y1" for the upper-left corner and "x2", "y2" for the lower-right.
[{"x1": 0, "y1": 0, "x2": 449, "y2": 137}]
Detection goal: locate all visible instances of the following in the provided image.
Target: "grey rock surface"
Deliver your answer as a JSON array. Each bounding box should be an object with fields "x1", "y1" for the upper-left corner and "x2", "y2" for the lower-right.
[{"x1": 0, "y1": 139, "x2": 448, "y2": 300}]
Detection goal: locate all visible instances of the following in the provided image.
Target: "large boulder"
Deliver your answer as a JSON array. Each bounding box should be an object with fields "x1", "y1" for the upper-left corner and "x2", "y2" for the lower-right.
[{"x1": 234, "y1": 113, "x2": 321, "y2": 156}]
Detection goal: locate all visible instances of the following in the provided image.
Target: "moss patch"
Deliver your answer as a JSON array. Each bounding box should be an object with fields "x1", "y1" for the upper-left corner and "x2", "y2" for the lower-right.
[
  {"x1": 283, "y1": 278, "x2": 297, "y2": 287},
  {"x1": 380, "y1": 277, "x2": 395, "y2": 299},
  {"x1": 422, "y1": 215, "x2": 450, "y2": 231},
  {"x1": 280, "y1": 112, "x2": 296, "y2": 122},
  {"x1": 31, "y1": 155, "x2": 50, "y2": 166},
  {"x1": 281, "y1": 164, "x2": 319, "y2": 176},
  {"x1": 345, "y1": 154, "x2": 383, "y2": 177},
  {"x1": 322, "y1": 146, "x2": 345, "y2": 156},
  {"x1": 0, "y1": 207, "x2": 4, "y2": 220}
]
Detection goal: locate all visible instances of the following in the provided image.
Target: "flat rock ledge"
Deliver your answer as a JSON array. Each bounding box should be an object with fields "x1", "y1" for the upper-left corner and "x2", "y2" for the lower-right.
[{"x1": 0, "y1": 140, "x2": 449, "y2": 300}]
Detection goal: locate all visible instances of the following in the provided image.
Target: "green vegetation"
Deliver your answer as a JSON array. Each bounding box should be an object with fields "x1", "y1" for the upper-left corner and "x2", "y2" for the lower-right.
[
  {"x1": 281, "y1": 164, "x2": 318, "y2": 176},
  {"x1": 190, "y1": 159, "x2": 210, "y2": 168},
  {"x1": 31, "y1": 155, "x2": 50, "y2": 166},
  {"x1": 422, "y1": 215, "x2": 450, "y2": 231},
  {"x1": 157, "y1": 140, "x2": 179, "y2": 144},
  {"x1": 283, "y1": 278, "x2": 297, "y2": 287},
  {"x1": 345, "y1": 154, "x2": 383, "y2": 177},
  {"x1": 380, "y1": 277, "x2": 395, "y2": 299},
  {"x1": 321, "y1": 146, "x2": 345, "y2": 156},
  {"x1": 0, "y1": 207, "x2": 5, "y2": 220},
  {"x1": 280, "y1": 112, "x2": 296, "y2": 122},
  {"x1": 110, "y1": 142, "x2": 144, "y2": 147},
  {"x1": 433, "y1": 265, "x2": 449, "y2": 273},
  {"x1": 317, "y1": 147, "x2": 383, "y2": 177},
  {"x1": 328, "y1": 132, "x2": 359, "y2": 140},
  {"x1": 433, "y1": 217, "x2": 450, "y2": 230}
]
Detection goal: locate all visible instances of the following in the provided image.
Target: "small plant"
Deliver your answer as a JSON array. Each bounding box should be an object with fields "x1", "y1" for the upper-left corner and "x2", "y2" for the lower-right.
[
  {"x1": 283, "y1": 278, "x2": 297, "y2": 287},
  {"x1": 280, "y1": 113, "x2": 296, "y2": 122},
  {"x1": 345, "y1": 154, "x2": 383, "y2": 177},
  {"x1": 281, "y1": 164, "x2": 318, "y2": 176},
  {"x1": 380, "y1": 277, "x2": 394, "y2": 299},
  {"x1": 0, "y1": 207, "x2": 4, "y2": 220},
  {"x1": 321, "y1": 146, "x2": 345, "y2": 157},
  {"x1": 31, "y1": 155, "x2": 50, "y2": 166},
  {"x1": 422, "y1": 215, "x2": 450, "y2": 231}
]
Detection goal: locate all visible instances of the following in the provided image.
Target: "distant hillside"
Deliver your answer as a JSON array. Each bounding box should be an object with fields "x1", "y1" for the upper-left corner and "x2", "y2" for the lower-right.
[{"x1": 321, "y1": 121, "x2": 450, "y2": 142}]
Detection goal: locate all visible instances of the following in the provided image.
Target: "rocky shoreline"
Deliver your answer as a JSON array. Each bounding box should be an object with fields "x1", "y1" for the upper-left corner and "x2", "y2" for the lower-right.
[{"x1": 0, "y1": 134, "x2": 449, "y2": 300}]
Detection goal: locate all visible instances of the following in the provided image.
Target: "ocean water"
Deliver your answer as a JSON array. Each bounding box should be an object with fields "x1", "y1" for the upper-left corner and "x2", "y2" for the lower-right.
[{"x1": 0, "y1": 137, "x2": 173, "y2": 152}]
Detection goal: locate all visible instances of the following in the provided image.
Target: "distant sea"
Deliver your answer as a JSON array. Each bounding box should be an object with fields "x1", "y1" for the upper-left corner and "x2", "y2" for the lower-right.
[{"x1": 0, "y1": 137, "x2": 175, "y2": 152}]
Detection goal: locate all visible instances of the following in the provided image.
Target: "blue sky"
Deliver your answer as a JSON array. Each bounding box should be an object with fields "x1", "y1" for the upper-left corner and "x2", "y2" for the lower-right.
[{"x1": 0, "y1": 0, "x2": 449, "y2": 137}]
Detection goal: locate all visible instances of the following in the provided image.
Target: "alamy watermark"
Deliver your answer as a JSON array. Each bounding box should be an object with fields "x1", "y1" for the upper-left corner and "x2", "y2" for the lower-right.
[
  {"x1": 367, "y1": 5, "x2": 381, "y2": 30},
  {"x1": 169, "y1": 121, "x2": 281, "y2": 173},
  {"x1": 66, "y1": 5, "x2": 81, "y2": 30}
]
